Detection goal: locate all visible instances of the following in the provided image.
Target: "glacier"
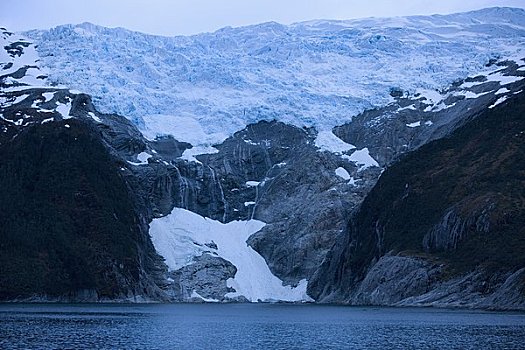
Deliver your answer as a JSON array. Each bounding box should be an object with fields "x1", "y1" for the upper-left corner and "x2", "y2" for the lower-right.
[{"x1": 24, "y1": 7, "x2": 525, "y2": 151}]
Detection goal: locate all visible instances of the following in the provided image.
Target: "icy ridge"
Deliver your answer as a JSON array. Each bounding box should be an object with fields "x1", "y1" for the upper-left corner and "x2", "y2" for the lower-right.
[{"x1": 24, "y1": 8, "x2": 525, "y2": 148}]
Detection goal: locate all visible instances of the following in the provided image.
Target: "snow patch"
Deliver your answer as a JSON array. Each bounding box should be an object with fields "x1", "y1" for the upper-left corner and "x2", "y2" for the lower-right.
[
  {"x1": 486, "y1": 72, "x2": 524, "y2": 86},
  {"x1": 348, "y1": 177, "x2": 359, "y2": 186},
  {"x1": 191, "y1": 290, "x2": 220, "y2": 303},
  {"x1": 416, "y1": 89, "x2": 444, "y2": 105},
  {"x1": 42, "y1": 92, "x2": 55, "y2": 102},
  {"x1": 459, "y1": 90, "x2": 490, "y2": 99},
  {"x1": 149, "y1": 208, "x2": 312, "y2": 302},
  {"x1": 406, "y1": 121, "x2": 421, "y2": 128},
  {"x1": 246, "y1": 181, "x2": 260, "y2": 187},
  {"x1": 335, "y1": 167, "x2": 351, "y2": 180},
  {"x1": 12, "y1": 94, "x2": 29, "y2": 105},
  {"x1": 181, "y1": 145, "x2": 219, "y2": 164},
  {"x1": 141, "y1": 114, "x2": 227, "y2": 147},
  {"x1": 397, "y1": 104, "x2": 417, "y2": 111},
  {"x1": 315, "y1": 130, "x2": 355, "y2": 154},
  {"x1": 128, "y1": 152, "x2": 152, "y2": 166},
  {"x1": 489, "y1": 96, "x2": 508, "y2": 109},
  {"x1": 343, "y1": 148, "x2": 379, "y2": 170},
  {"x1": 88, "y1": 111, "x2": 102, "y2": 122},
  {"x1": 56, "y1": 101, "x2": 72, "y2": 119}
]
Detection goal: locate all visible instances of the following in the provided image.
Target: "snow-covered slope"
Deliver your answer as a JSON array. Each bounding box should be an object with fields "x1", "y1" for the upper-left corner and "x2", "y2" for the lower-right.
[
  {"x1": 149, "y1": 208, "x2": 310, "y2": 302},
  {"x1": 25, "y1": 7, "x2": 525, "y2": 151}
]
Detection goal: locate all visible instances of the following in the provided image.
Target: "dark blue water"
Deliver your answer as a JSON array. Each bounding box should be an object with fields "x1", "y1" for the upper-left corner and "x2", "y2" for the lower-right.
[{"x1": 1, "y1": 304, "x2": 524, "y2": 349}]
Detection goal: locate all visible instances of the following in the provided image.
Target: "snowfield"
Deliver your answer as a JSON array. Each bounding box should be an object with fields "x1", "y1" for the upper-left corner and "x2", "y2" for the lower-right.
[{"x1": 149, "y1": 208, "x2": 312, "y2": 302}]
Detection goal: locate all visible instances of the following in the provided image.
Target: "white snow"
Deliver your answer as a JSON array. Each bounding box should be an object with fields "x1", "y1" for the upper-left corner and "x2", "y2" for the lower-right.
[
  {"x1": 343, "y1": 148, "x2": 379, "y2": 170},
  {"x1": 495, "y1": 88, "x2": 510, "y2": 95},
  {"x1": 417, "y1": 89, "x2": 444, "y2": 105},
  {"x1": 244, "y1": 201, "x2": 256, "y2": 207},
  {"x1": 397, "y1": 104, "x2": 417, "y2": 111},
  {"x1": 190, "y1": 290, "x2": 220, "y2": 303},
  {"x1": 348, "y1": 177, "x2": 359, "y2": 186},
  {"x1": 41, "y1": 117, "x2": 54, "y2": 124},
  {"x1": 128, "y1": 152, "x2": 152, "y2": 165},
  {"x1": 141, "y1": 113, "x2": 227, "y2": 146},
  {"x1": 138, "y1": 152, "x2": 152, "y2": 163},
  {"x1": 406, "y1": 121, "x2": 421, "y2": 128},
  {"x1": 149, "y1": 208, "x2": 312, "y2": 302},
  {"x1": 246, "y1": 181, "x2": 260, "y2": 187},
  {"x1": 315, "y1": 130, "x2": 355, "y2": 154},
  {"x1": 489, "y1": 96, "x2": 508, "y2": 109},
  {"x1": 460, "y1": 81, "x2": 484, "y2": 89},
  {"x1": 180, "y1": 145, "x2": 219, "y2": 163},
  {"x1": 12, "y1": 94, "x2": 29, "y2": 105},
  {"x1": 88, "y1": 112, "x2": 102, "y2": 122},
  {"x1": 424, "y1": 120, "x2": 433, "y2": 126},
  {"x1": 42, "y1": 92, "x2": 55, "y2": 102},
  {"x1": 486, "y1": 72, "x2": 524, "y2": 86},
  {"x1": 335, "y1": 167, "x2": 351, "y2": 180},
  {"x1": 56, "y1": 101, "x2": 72, "y2": 119},
  {"x1": 64, "y1": 124, "x2": 70, "y2": 128},
  {"x1": 460, "y1": 91, "x2": 490, "y2": 99}
]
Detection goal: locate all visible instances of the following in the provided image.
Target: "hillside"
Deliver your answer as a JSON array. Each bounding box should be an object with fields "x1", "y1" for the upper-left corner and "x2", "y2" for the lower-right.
[{"x1": 309, "y1": 90, "x2": 525, "y2": 309}]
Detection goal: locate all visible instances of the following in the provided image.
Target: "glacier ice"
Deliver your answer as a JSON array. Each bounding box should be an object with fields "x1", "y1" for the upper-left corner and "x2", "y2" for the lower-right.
[{"x1": 23, "y1": 8, "x2": 525, "y2": 150}]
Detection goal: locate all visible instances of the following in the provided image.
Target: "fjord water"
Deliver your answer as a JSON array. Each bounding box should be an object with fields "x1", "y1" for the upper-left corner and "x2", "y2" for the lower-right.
[{"x1": 1, "y1": 304, "x2": 524, "y2": 349}]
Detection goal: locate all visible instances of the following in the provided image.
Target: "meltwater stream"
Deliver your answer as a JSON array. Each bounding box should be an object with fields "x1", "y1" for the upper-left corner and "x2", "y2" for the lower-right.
[{"x1": 1, "y1": 304, "x2": 524, "y2": 349}]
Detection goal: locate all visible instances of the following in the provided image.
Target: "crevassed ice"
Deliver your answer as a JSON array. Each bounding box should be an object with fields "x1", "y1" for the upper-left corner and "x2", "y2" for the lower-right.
[{"x1": 24, "y1": 8, "x2": 525, "y2": 150}]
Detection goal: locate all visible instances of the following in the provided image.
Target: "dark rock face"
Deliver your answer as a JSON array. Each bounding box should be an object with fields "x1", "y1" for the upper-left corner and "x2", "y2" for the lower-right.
[
  {"x1": 351, "y1": 255, "x2": 442, "y2": 305},
  {"x1": 309, "y1": 90, "x2": 525, "y2": 309},
  {"x1": 0, "y1": 116, "x2": 166, "y2": 301},
  {"x1": 121, "y1": 119, "x2": 379, "y2": 288}
]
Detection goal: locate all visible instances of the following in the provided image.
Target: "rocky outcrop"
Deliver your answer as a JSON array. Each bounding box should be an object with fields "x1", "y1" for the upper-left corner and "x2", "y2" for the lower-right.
[
  {"x1": 334, "y1": 61, "x2": 524, "y2": 167},
  {"x1": 423, "y1": 199, "x2": 494, "y2": 251},
  {"x1": 351, "y1": 255, "x2": 442, "y2": 305},
  {"x1": 166, "y1": 254, "x2": 237, "y2": 302}
]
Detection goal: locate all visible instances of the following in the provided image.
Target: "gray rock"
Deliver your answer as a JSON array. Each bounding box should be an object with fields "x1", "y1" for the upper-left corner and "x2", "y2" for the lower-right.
[
  {"x1": 351, "y1": 255, "x2": 442, "y2": 305},
  {"x1": 166, "y1": 254, "x2": 237, "y2": 301}
]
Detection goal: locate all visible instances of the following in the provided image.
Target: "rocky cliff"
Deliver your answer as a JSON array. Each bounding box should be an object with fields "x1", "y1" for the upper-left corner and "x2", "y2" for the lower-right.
[{"x1": 309, "y1": 90, "x2": 525, "y2": 310}]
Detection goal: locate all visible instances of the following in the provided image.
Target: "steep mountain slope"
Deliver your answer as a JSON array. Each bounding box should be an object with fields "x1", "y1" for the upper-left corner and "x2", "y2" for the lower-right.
[
  {"x1": 0, "y1": 29, "x2": 167, "y2": 301},
  {"x1": 309, "y1": 90, "x2": 525, "y2": 310},
  {"x1": 0, "y1": 117, "x2": 165, "y2": 301},
  {"x1": 1, "y1": 8, "x2": 525, "y2": 305}
]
